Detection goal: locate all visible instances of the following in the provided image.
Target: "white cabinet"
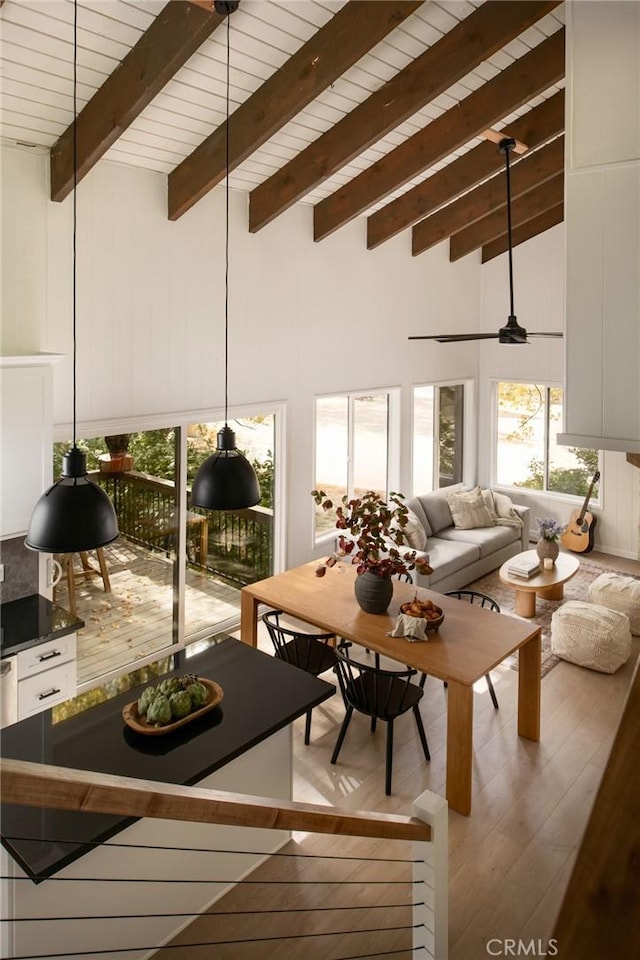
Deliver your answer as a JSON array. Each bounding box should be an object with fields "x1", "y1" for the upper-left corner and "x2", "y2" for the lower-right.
[
  {"x1": 17, "y1": 634, "x2": 77, "y2": 720},
  {"x1": 0, "y1": 356, "x2": 60, "y2": 537},
  {"x1": 560, "y1": 2, "x2": 640, "y2": 453}
]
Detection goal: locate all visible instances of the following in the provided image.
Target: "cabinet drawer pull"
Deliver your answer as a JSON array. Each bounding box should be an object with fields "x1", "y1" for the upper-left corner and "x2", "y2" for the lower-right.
[
  {"x1": 38, "y1": 688, "x2": 61, "y2": 701},
  {"x1": 38, "y1": 650, "x2": 62, "y2": 662}
]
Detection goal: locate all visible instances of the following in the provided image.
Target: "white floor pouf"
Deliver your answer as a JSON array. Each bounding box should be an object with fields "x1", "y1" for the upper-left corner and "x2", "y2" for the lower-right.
[
  {"x1": 588, "y1": 571, "x2": 640, "y2": 635},
  {"x1": 551, "y1": 600, "x2": 632, "y2": 674}
]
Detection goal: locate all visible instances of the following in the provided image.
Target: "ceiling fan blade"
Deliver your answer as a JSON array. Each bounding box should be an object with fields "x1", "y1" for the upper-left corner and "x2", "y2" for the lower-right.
[
  {"x1": 527, "y1": 331, "x2": 563, "y2": 338},
  {"x1": 408, "y1": 333, "x2": 500, "y2": 342}
]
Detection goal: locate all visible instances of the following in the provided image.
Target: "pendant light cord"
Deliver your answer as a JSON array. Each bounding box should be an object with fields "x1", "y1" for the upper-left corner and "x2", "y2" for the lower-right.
[
  {"x1": 504, "y1": 141, "x2": 515, "y2": 317},
  {"x1": 223, "y1": 13, "x2": 230, "y2": 427},
  {"x1": 72, "y1": 0, "x2": 78, "y2": 448}
]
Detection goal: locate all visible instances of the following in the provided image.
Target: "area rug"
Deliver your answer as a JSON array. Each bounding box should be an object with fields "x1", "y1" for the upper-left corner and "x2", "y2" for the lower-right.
[{"x1": 465, "y1": 557, "x2": 614, "y2": 678}]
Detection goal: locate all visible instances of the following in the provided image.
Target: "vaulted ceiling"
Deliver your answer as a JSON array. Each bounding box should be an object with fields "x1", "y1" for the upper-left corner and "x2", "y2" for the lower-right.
[{"x1": 0, "y1": 0, "x2": 565, "y2": 263}]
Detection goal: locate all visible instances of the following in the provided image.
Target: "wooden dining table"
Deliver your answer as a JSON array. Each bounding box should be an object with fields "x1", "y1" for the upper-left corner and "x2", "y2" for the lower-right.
[{"x1": 240, "y1": 561, "x2": 542, "y2": 816}]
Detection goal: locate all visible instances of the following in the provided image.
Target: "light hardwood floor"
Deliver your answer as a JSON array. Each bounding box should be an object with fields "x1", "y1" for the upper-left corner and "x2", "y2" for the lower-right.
[{"x1": 158, "y1": 551, "x2": 640, "y2": 960}]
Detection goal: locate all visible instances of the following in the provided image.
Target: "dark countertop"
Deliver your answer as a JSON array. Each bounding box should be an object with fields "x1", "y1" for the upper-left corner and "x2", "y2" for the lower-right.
[
  {"x1": 0, "y1": 636, "x2": 335, "y2": 881},
  {"x1": 0, "y1": 594, "x2": 84, "y2": 658}
]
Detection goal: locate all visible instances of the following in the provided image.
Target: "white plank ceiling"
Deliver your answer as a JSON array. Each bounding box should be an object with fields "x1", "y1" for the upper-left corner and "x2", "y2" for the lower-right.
[{"x1": 0, "y1": 0, "x2": 565, "y2": 213}]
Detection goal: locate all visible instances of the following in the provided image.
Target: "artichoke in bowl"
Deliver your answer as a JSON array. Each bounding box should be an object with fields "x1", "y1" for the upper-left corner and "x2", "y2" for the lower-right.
[
  {"x1": 137, "y1": 685, "x2": 160, "y2": 716},
  {"x1": 186, "y1": 680, "x2": 208, "y2": 708},
  {"x1": 146, "y1": 694, "x2": 172, "y2": 726},
  {"x1": 169, "y1": 689, "x2": 193, "y2": 719}
]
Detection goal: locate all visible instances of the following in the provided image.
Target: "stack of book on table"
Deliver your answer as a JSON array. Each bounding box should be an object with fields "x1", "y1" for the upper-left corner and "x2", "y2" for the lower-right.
[{"x1": 507, "y1": 555, "x2": 541, "y2": 579}]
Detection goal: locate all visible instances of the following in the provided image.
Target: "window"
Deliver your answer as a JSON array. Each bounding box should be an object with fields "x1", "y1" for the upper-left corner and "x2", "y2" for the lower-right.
[
  {"x1": 186, "y1": 416, "x2": 276, "y2": 637},
  {"x1": 53, "y1": 411, "x2": 280, "y2": 691},
  {"x1": 412, "y1": 383, "x2": 466, "y2": 494},
  {"x1": 314, "y1": 391, "x2": 394, "y2": 541},
  {"x1": 495, "y1": 382, "x2": 600, "y2": 497},
  {"x1": 53, "y1": 428, "x2": 179, "y2": 687}
]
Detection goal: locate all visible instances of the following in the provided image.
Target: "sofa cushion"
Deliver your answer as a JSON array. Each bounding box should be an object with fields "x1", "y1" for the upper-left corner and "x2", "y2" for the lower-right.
[
  {"x1": 491, "y1": 490, "x2": 524, "y2": 528},
  {"x1": 391, "y1": 507, "x2": 428, "y2": 551},
  {"x1": 406, "y1": 497, "x2": 433, "y2": 538},
  {"x1": 438, "y1": 523, "x2": 520, "y2": 558},
  {"x1": 415, "y1": 487, "x2": 463, "y2": 535},
  {"x1": 423, "y1": 538, "x2": 481, "y2": 581},
  {"x1": 447, "y1": 486, "x2": 494, "y2": 530}
]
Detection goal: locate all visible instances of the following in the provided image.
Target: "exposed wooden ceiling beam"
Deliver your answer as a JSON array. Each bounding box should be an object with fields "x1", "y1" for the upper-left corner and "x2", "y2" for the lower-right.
[
  {"x1": 412, "y1": 135, "x2": 564, "y2": 256},
  {"x1": 482, "y1": 128, "x2": 528, "y2": 154},
  {"x1": 449, "y1": 173, "x2": 565, "y2": 260},
  {"x1": 249, "y1": 0, "x2": 561, "y2": 234},
  {"x1": 314, "y1": 23, "x2": 565, "y2": 242},
  {"x1": 368, "y1": 90, "x2": 565, "y2": 249},
  {"x1": 167, "y1": 0, "x2": 423, "y2": 221},
  {"x1": 50, "y1": 0, "x2": 228, "y2": 203},
  {"x1": 481, "y1": 203, "x2": 564, "y2": 262}
]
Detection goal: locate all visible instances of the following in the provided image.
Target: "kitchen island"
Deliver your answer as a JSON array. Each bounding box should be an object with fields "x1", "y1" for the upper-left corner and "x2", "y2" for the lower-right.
[{"x1": 1, "y1": 634, "x2": 335, "y2": 960}]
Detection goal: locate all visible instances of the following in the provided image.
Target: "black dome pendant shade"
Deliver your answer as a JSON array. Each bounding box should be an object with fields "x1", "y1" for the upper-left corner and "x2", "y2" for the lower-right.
[
  {"x1": 190, "y1": 6, "x2": 261, "y2": 512},
  {"x1": 26, "y1": 0, "x2": 119, "y2": 554},
  {"x1": 26, "y1": 448, "x2": 119, "y2": 553},
  {"x1": 191, "y1": 426, "x2": 261, "y2": 511}
]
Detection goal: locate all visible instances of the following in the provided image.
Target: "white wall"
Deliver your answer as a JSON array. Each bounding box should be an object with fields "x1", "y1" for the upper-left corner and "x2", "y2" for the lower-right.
[
  {"x1": 1, "y1": 145, "x2": 480, "y2": 569},
  {"x1": 2, "y1": 144, "x2": 638, "y2": 562}
]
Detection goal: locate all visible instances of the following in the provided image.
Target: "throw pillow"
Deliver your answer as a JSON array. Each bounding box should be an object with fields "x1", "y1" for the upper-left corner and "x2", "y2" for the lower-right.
[
  {"x1": 447, "y1": 486, "x2": 495, "y2": 530},
  {"x1": 492, "y1": 491, "x2": 523, "y2": 528},
  {"x1": 480, "y1": 488, "x2": 499, "y2": 521},
  {"x1": 399, "y1": 508, "x2": 428, "y2": 551}
]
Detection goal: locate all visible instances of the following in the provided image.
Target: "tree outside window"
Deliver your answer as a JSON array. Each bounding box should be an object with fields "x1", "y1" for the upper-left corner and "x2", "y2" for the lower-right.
[{"x1": 495, "y1": 382, "x2": 600, "y2": 497}]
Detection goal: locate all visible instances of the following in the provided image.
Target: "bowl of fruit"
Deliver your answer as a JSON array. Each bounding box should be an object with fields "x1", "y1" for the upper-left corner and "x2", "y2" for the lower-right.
[{"x1": 399, "y1": 597, "x2": 444, "y2": 631}]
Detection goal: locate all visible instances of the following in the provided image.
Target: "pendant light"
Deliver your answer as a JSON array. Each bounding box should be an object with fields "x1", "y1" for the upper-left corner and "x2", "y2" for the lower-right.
[
  {"x1": 190, "y1": 1, "x2": 261, "y2": 512},
  {"x1": 26, "y1": 0, "x2": 119, "y2": 554}
]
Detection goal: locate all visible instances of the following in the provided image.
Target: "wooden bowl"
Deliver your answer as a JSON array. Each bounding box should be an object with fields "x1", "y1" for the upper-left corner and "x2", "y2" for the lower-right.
[
  {"x1": 400, "y1": 600, "x2": 444, "y2": 632},
  {"x1": 122, "y1": 678, "x2": 223, "y2": 735}
]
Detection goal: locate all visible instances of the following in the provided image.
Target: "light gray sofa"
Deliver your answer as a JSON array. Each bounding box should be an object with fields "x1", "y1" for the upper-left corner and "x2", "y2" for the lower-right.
[{"x1": 405, "y1": 484, "x2": 530, "y2": 594}]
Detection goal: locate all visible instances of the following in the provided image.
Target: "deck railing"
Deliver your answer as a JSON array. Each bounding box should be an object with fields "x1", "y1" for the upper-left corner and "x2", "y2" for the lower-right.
[
  {"x1": 0, "y1": 759, "x2": 449, "y2": 960},
  {"x1": 93, "y1": 469, "x2": 273, "y2": 586}
]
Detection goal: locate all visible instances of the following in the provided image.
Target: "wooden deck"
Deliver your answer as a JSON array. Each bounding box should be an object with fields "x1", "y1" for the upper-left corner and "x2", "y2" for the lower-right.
[{"x1": 55, "y1": 540, "x2": 243, "y2": 687}]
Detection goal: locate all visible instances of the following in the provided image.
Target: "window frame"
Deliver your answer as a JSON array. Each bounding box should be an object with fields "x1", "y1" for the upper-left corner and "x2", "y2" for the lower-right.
[
  {"x1": 411, "y1": 378, "x2": 474, "y2": 496},
  {"x1": 56, "y1": 400, "x2": 286, "y2": 691},
  {"x1": 491, "y1": 379, "x2": 602, "y2": 505},
  {"x1": 313, "y1": 387, "x2": 401, "y2": 546}
]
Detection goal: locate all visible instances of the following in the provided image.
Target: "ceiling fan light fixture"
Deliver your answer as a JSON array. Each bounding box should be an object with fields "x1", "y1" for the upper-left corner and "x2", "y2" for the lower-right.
[
  {"x1": 26, "y1": 0, "x2": 119, "y2": 555},
  {"x1": 409, "y1": 134, "x2": 562, "y2": 345},
  {"x1": 191, "y1": 3, "x2": 261, "y2": 513},
  {"x1": 498, "y1": 315, "x2": 528, "y2": 344}
]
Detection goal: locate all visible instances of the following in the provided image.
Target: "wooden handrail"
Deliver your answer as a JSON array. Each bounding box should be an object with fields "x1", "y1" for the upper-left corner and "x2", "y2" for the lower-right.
[
  {"x1": 0, "y1": 759, "x2": 430, "y2": 842},
  {"x1": 552, "y1": 657, "x2": 640, "y2": 958}
]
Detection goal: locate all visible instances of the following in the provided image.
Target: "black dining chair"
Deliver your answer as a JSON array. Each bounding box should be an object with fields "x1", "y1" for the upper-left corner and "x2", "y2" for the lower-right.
[
  {"x1": 442, "y1": 590, "x2": 500, "y2": 709},
  {"x1": 331, "y1": 641, "x2": 430, "y2": 796},
  {"x1": 262, "y1": 610, "x2": 338, "y2": 745}
]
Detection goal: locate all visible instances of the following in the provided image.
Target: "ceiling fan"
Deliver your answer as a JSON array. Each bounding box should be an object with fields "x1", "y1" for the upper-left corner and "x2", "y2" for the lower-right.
[{"x1": 409, "y1": 137, "x2": 563, "y2": 345}]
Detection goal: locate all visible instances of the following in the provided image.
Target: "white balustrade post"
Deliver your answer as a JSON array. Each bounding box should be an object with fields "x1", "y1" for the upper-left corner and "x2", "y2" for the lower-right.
[{"x1": 412, "y1": 789, "x2": 448, "y2": 960}]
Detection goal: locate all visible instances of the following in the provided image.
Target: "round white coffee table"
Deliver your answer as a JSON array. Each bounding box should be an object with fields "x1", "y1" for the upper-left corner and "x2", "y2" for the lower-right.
[{"x1": 499, "y1": 549, "x2": 580, "y2": 618}]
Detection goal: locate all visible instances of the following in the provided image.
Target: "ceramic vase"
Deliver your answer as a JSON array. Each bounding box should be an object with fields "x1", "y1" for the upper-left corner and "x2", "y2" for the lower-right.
[
  {"x1": 354, "y1": 571, "x2": 393, "y2": 614},
  {"x1": 536, "y1": 538, "x2": 559, "y2": 564}
]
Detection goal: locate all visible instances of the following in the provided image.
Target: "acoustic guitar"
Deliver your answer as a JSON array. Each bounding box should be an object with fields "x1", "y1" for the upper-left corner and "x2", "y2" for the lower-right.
[{"x1": 561, "y1": 470, "x2": 600, "y2": 554}]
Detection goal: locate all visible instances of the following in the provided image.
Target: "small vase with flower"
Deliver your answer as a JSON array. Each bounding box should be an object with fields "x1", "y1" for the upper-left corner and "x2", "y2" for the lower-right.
[{"x1": 535, "y1": 517, "x2": 565, "y2": 566}]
